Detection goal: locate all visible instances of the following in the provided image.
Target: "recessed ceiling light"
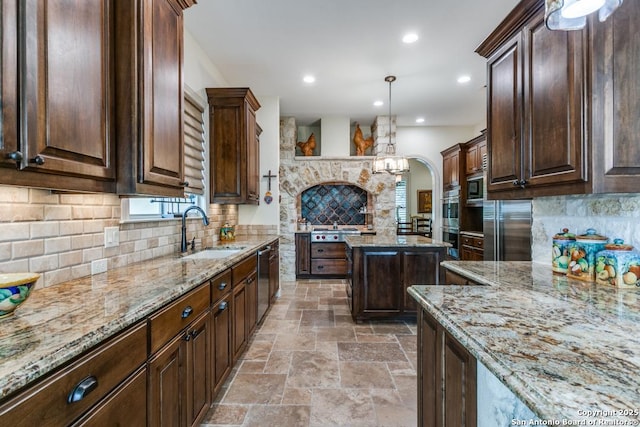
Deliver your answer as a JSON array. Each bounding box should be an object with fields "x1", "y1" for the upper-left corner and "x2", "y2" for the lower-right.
[
  {"x1": 415, "y1": 117, "x2": 425, "y2": 124},
  {"x1": 373, "y1": 100, "x2": 384, "y2": 107},
  {"x1": 457, "y1": 75, "x2": 471, "y2": 84},
  {"x1": 402, "y1": 33, "x2": 419, "y2": 44},
  {"x1": 303, "y1": 75, "x2": 316, "y2": 84}
]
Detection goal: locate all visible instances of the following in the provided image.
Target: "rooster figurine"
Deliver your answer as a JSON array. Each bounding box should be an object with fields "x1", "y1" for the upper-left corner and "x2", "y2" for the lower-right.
[
  {"x1": 296, "y1": 133, "x2": 316, "y2": 156},
  {"x1": 353, "y1": 124, "x2": 374, "y2": 156}
]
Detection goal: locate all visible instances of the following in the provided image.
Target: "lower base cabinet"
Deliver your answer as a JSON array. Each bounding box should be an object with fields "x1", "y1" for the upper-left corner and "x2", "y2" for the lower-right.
[{"x1": 419, "y1": 307, "x2": 476, "y2": 427}]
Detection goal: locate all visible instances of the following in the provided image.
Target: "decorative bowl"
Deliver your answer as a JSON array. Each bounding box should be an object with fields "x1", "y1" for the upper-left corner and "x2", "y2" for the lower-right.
[{"x1": 0, "y1": 273, "x2": 40, "y2": 318}]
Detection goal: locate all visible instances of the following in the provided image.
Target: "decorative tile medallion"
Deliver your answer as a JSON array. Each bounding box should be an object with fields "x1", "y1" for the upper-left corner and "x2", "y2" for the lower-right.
[{"x1": 301, "y1": 185, "x2": 367, "y2": 225}]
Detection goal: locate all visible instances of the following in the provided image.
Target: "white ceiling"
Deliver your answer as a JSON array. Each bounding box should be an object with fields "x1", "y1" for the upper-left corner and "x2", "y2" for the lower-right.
[{"x1": 184, "y1": 0, "x2": 519, "y2": 127}]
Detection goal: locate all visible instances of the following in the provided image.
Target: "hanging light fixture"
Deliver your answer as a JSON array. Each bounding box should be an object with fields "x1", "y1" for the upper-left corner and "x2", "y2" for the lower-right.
[
  {"x1": 372, "y1": 75, "x2": 410, "y2": 175},
  {"x1": 545, "y1": 0, "x2": 623, "y2": 31}
]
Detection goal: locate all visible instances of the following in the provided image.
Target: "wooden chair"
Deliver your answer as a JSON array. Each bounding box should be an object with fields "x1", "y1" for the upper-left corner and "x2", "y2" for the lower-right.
[
  {"x1": 396, "y1": 222, "x2": 414, "y2": 235},
  {"x1": 415, "y1": 218, "x2": 432, "y2": 237}
]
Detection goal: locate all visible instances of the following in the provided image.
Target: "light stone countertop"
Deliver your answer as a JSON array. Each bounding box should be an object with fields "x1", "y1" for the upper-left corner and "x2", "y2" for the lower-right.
[
  {"x1": 0, "y1": 235, "x2": 279, "y2": 400},
  {"x1": 345, "y1": 234, "x2": 451, "y2": 248},
  {"x1": 408, "y1": 261, "x2": 640, "y2": 423}
]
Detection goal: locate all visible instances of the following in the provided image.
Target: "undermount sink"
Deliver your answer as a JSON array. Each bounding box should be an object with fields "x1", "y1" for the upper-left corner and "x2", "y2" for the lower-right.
[{"x1": 182, "y1": 247, "x2": 245, "y2": 260}]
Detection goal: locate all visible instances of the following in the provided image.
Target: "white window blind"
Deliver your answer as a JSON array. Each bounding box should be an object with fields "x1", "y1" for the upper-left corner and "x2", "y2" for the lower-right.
[
  {"x1": 395, "y1": 180, "x2": 407, "y2": 222},
  {"x1": 183, "y1": 90, "x2": 206, "y2": 195}
]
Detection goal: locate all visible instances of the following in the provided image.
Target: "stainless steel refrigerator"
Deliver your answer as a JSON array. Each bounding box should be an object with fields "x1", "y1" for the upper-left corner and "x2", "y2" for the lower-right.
[{"x1": 483, "y1": 200, "x2": 532, "y2": 261}]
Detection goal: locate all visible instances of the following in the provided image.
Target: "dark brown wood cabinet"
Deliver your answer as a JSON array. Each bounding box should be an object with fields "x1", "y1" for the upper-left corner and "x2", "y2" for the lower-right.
[
  {"x1": 465, "y1": 132, "x2": 487, "y2": 176},
  {"x1": 310, "y1": 242, "x2": 348, "y2": 277},
  {"x1": 0, "y1": 322, "x2": 147, "y2": 427},
  {"x1": 477, "y1": 0, "x2": 592, "y2": 199},
  {"x1": 460, "y1": 234, "x2": 484, "y2": 261},
  {"x1": 269, "y1": 240, "x2": 280, "y2": 302},
  {"x1": 295, "y1": 233, "x2": 312, "y2": 277},
  {"x1": 441, "y1": 144, "x2": 464, "y2": 190},
  {"x1": 418, "y1": 307, "x2": 476, "y2": 427},
  {"x1": 210, "y1": 269, "x2": 232, "y2": 396},
  {"x1": 590, "y1": 0, "x2": 640, "y2": 193},
  {"x1": 231, "y1": 254, "x2": 257, "y2": 361},
  {"x1": 0, "y1": 0, "x2": 117, "y2": 193},
  {"x1": 207, "y1": 88, "x2": 261, "y2": 204},
  {"x1": 116, "y1": 0, "x2": 193, "y2": 197},
  {"x1": 232, "y1": 280, "x2": 247, "y2": 362},
  {"x1": 350, "y1": 246, "x2": 446, "y2": 322}
]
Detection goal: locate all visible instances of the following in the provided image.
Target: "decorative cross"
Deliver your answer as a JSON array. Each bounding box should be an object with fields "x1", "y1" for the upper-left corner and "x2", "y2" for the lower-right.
[{"x1": 262, "y1": 170, "x2": 277, "y2": 191}]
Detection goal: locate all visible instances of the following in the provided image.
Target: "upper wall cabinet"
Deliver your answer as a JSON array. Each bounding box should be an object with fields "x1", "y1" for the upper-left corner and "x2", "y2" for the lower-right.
[
  {"x1": 441, "y1": 143, "x2": 464, "y2": 191},
  {"x1": 477, "y1": 0, "x2": 640, "y2": 199},
  {"x1": 590, "y1": 0, "x2": 640, "y2": 193},
  {"x1": 206, "y1": 88, "x2": 261, "y2": 205},
  {"x1": 115, "y1": 0, "x2": 195, "y2": 197},
  {"x1": 0, "y1": 0, "x2": 117, "y2": 193},
  {"x1": 477, "y1": 0, "x2": 588, "y2": 199}
]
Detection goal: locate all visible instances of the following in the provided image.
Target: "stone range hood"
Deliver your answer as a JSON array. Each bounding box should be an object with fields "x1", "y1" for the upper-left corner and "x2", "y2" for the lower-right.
[{"x1": 279, "y1": 117, "x2": 397, "y2": 281}]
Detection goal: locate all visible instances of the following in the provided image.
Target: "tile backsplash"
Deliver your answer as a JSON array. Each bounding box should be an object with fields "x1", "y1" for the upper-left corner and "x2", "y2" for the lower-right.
[
  {"x1": 0, "y1": 185, "x2": 276, "y2": 289},
  {"x1": 300, "y1": 184, "x2": 368, "y2": 225},
  {"x1": 532, "y1": 194, "x2": 640, "y2": 265}
]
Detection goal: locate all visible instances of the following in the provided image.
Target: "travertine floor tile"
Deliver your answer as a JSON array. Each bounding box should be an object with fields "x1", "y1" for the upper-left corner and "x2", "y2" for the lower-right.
[
  {"x1": 339, "y1": 361, "x2": 394, "y2": 389},
  {"x1": 223, "y1": 373, "x2": 287, "y2": 404},
  {"x1": 310, "y1": 388, "x2": 376, "y2": 426},
  {"x1": 202, "y1": 403, "x2": 248, "y2": 425},
  {"x1": 287, "y1": 350, "x2": 340, "y2": 388},
  {"x1": 244, "y1": 405, "x2": 311, "y2": 427},
  {"x1": 337, "y1": 342, "x2": 408, "y2": 362}
]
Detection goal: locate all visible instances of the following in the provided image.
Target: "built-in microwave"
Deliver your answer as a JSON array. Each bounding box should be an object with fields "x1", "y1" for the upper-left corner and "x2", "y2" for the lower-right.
[{"x1": 467, "y1": 176, "x2": 483, "y2": 201}]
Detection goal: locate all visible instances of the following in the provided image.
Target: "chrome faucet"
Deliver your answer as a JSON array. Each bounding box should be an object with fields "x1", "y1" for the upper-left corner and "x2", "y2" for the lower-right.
[
  {"x1": 181, "y1": 206, "x2": 209, "y2": 252},
  {"x1": 333, "y1": 221, "x2": 338, "y2": 230}
]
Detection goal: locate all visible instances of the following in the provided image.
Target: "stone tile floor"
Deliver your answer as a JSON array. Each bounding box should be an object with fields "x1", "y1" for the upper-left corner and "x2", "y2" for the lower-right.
[{"x1": 201, "y1": 279, "x2": 418, "y2": 427}]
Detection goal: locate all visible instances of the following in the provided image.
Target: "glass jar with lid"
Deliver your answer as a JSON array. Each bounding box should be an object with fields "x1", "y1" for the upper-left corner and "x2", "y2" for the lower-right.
[
  {"x1": 566, "y1": 228, "x2": 609, "y2": 282},
  {"x1": 595, "y1": 239, "x2": 640, "y2": 288}
]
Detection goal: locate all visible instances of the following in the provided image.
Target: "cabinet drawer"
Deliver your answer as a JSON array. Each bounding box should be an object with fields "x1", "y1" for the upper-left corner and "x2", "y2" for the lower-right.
[
  {"x1": 311, "y1": 243, "x2": 346, "y2": 258},
  {"x1": 473, "y1": 237, "x2": 484, "y2": 248},
  {"x1": 0, "y1": 322, "x2": 147, "y2": 427},
  {"x1": 149, "y1": 283, "x2": 210, "y2": 354},
  {"x1": 211, "y1": 269, "x2": 232, "y2": 303},
  {"x1": 311, "y1": 259, "x2": 348, "y2": 275},
  {"x1": 460, "y1": 235, "x2": 473, "y2": 246},
  {"x1": 445, "y1": 270, "x2": 478, "y2": 286},
  {"x1": 232, "y1": 254, "x2": 257, "y2": 284}
]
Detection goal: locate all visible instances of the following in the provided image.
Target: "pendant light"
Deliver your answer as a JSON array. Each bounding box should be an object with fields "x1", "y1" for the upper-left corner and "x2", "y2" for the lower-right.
[
  {"x1": 545, "y1": 0, "x2": 623, "y2": 30},
  {"x1": 372, "y1": 76, "x2": 410, "y2": 175}
]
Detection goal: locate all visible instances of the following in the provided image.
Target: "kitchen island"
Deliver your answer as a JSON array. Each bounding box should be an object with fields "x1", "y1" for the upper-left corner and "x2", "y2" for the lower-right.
[
  {"x1": 408, "y1": 261, "x2": 640, "y2": 425},
  {"x1": 345, "y1": 234, "x2": 449, "y2": 322}
]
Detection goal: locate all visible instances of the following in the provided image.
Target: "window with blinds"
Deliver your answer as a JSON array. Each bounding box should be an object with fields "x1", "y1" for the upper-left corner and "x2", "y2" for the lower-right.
[
  {"x1": 183, "y1": 90, "x2": 206, "y2": 195},
  {"x1": 395, "y1": 179, "x2": 407, "y2": 222}
]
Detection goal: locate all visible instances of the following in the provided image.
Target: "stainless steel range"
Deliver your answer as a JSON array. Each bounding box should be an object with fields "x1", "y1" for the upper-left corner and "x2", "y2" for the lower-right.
[{"x1": 311, "y1": 227, "x2": 361, "y2": 242}]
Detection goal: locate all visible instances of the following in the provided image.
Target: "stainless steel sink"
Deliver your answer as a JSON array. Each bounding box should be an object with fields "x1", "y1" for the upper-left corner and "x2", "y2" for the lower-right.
[{"x1": 182, "y1": 247, "x2": 245, "y2": 260}]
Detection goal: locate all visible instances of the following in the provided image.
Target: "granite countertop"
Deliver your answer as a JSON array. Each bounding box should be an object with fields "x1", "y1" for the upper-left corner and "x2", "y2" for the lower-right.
[
  {"x1": 0, "y1": 234, "x2": 279, "y2": 400},
  {"x1": 345, "y1": 234, "x2": 451, "y2": 248},
  {"x1": 408, "y1": 261, "x2": 640, "y2": 422},
  {"x1": 459, "y1": 230, "x2": 484, "y2": 238}
]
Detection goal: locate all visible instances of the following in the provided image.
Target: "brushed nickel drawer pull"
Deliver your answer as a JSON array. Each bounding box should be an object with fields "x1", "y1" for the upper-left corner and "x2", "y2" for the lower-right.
[
  {"x1": 68, "y1": 375, "x2": 98, "y2": 403},
  {"x1": 181, "y1": 306, "x2": 193, "y2": 318},
  {"x1": 218, "y1": 282, "x2": 227, "y2": 290},
  {"x1": 219, "y1": 301, "x2": 228, "y2": 310}
]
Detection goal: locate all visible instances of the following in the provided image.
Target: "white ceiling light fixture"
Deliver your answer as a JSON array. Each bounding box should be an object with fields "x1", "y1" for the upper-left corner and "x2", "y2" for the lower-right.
[
  {"x1": 415, "y1": 117, "x2": 425, "y2": 124},
  {"x1": 457, "y1": 75, "x2": 471, "y2": 84},
  {"x1": 303, "y1": 75, "x2": 316, "y2": 84},
  {"x1": 545, "y1": 0, "x2": 623, "y2": 30},
  {"x1": 373, "y1": 100, "x2": 384, "y2": 107},
  {"x1": 372, "y1": 75, "x2": 410, "y2": 175},
  {"x1": 402, "y1": 33, "x2": 419, "y2": 44}
]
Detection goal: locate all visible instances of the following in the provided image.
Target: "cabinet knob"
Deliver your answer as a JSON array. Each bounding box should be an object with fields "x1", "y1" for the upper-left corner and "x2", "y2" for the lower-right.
[
  {"x1": 5, "y1": 151, "x2": 23, "y2": 168},
  {"x1": 30, "y1": 155, "x2": 45, "y2": 165},
  {"x1": 181, "y1": 306, "x2": 193, "y2": 319},
  {"x1": 218, "y1": 282, "x2": 227, "y2": 290},
  {"x1": 183, "y1": 333, "x2": 191, "y2": 341},
  {"x1": 190, "y1": 329, "x2": 200, "y2": 339},
  {"x1": 218, "y1": 301, "x2": 228, "y2": 310},
  {"x1": 67, "y1": 375, "x2": 98, "y2": 403}
]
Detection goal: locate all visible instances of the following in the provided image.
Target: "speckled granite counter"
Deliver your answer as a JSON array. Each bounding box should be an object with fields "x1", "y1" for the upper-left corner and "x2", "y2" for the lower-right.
[
  {"x1": 408, "y1": 261, "x2": 640, "y2": 422},
  {"x1": 345, "y1": 234, "x2": 451, "y2": 248},
  {"x1": 0, "y1": 235, "x2": 279, "y2": 400}
]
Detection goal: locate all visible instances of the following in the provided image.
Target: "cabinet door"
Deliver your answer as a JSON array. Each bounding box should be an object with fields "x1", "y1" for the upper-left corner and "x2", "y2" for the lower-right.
[
  {"x1": 232, "y1": 282, "x2": 247, "y2": 361},
  {"x1": 4, "y1": 0, "x2": 116, "y2": 192},
  {"x1": 358, "y1": 250, "x2": 402, "y2": 317},
  {"x1": 0, "y1": 0, "x2": 18, "y2": 170},
  {"x1": 487, "y1": 32, "x2": 523, "y2": 193},
  {"x1": 443, "y1": 151, "x2": 460, "y2": 189},
  {"x1": 245, "y1": 273, "x2": 258, "y2": 337},
  {"x1": 148, "y1": 333, "x2": 184, "y2": 427},
  {"x1": 418, "y1": 309, "x2": 441, "y2": 427},
  {"x1": 443, "y1": 332, "x2": 477, "y2": 427},
  {"x1": 591, "y1": 0, "x2": 640, "y2": 193},
  {"x1": 269, "y1": 244, "x2": 280, "y2": 302},
  {"x1": 403, "y1": 250, "x2": 443, "y2": 314},
  {"x1": 295, "y1": 233, "x2": 311, "y2": 276},
  {"x1": 523, "y1": 14, "x2": 587, "y2": 189},
  {"x1": 185, "y1": 312, "x2": 211, "y2": 427},
  {"x1": 211, "y1": 295, "x2": 232, "y2": 395},
  {"x1": 465, "y1": 144, "x2": 478, "y2": 175},
  {"x1": 246, "y1": 109, "x2": 260, "y2": 204}
]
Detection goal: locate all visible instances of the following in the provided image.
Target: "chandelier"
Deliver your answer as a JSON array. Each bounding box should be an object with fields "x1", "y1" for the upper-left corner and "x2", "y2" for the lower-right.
[
  {"x1": 545, "y1": 0, "x2": 623, "y2": 30},
  {"x1": 372, "y1": 76, "x2": 410, "y2": 175}
]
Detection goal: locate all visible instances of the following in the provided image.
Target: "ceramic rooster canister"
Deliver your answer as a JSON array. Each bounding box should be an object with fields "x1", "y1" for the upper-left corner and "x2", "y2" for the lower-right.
[
  {"x1": 353, "y1": 124, "x2": 373, "y2": 156},
  {"x1": 296, "y1": 133, "x2": 316, "y2": 156}
]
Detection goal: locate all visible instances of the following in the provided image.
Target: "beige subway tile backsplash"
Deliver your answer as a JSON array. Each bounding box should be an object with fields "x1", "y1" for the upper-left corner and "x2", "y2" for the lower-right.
[
  {"x1": 30, "y1": 221, "x2": 60, "y2": 239},
  {"x1": 44, "y1": 236, "x2": 72, "y2": 254},
  {"x1": 29, "y1": 254, "x2": 59, "y2": 273},
  {"x1": 13, "y1": 239, "x2": 45, "y2": 259},
  {"x1": 0, "y1": 222, "x2": 30, "y2": 242}
]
